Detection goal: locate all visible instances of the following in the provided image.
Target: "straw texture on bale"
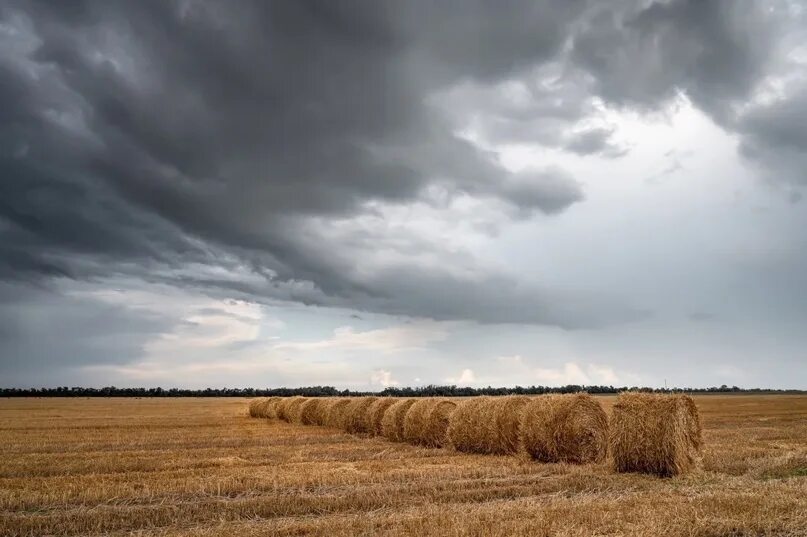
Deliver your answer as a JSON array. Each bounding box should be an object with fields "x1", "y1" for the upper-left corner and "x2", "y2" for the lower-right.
[
  {"x1": 248, "y1": 397, "x2": 281, "y2": 419},
  {"x1": 381, "y1": 398, "x2": 417, "y2": 442},
  {"x1": 520, "y1": 393, "x2": 608, "y2": 464},
  {"x1": 276, "y1": 396, "x2": 306, "y2": 423},
  {"x1": 299, "y1": 398, "x2": 327, "y2": 426},
  {"x1": 248, "y1": 397, "x2": 268, "y2": 418},
  {"x1": 610, "y1": 392, "x2": 702, "y2": 477},
  {"x1": 323, "y1": 398, "x2": 352, "y2": 429},
  {"x1": 367, "y1": 398, "x2": 399, "y2": 436},
  {"x1": 343, "y1": 397, "x2": 379, "y2": 434},
  {"x1": 403, "y1": 398, "x2": 457, "y2": 447},
  {"x1": 448, "y1": 396, "x2": 530, "y2": 454}
]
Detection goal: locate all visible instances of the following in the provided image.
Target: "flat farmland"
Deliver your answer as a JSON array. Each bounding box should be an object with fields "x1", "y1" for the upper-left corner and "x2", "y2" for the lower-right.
[{"x1": 1, "y1": 395, "x2": 805, "y2": 536}]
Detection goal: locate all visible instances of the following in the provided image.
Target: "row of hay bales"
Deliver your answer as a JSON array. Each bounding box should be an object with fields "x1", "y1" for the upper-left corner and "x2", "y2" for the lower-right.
[{"x1": 248, "y1": 392, "x2": 702, "y2": 477}]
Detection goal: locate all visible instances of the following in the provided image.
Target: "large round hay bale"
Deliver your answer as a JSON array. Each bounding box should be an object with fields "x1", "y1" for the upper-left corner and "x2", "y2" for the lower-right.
[
  {"x1": 367, "y1": 398, "x2": 399, "y2": 436},
  {"x1": 276, "y1": 396, "x2": 306, "y2": 423},
  {"x1": 323, "y1": 398, "x2": 352, "y2": 429},
  {"x1": 248, "y1": 397, "x2": 281, "y2": 418},
  {"x1": 492, "y1": 395, "x2": 532, "y2": 454},
  {"x1": 610, "y1": 392, "x2": 702, "y2": 477},
  {"x1": 447, "y1": 397, "x2": 491, "y2": 453},
  {"x1": 520, "y1": 393, "x2": 608, "y2": 464},
  {"x1": 299, "y1": 398, "x2": 327, "y2": 425},
  {"x1": 403, "y1": 398, "x2": 457, "y2": 447},
  {"x1": 248, "y1": 397, "x2": 268, "y2": 417},
  {"x1": 381, "y1": 398, "x2": 417, "y2": 442},
  {"x1": 343, "y1": 396, "x2": 379, "y2": 434},
  {"x1": 448, "y1": 396, "x2": 530, "y2": 454}
]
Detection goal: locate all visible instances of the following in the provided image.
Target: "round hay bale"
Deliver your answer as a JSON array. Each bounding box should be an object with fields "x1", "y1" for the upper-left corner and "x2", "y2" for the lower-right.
[
  {"x1": 610, "y1": 392, "x2": 702, "y2": 477},
  {"x1": 520, "y1": 393, "x2": 608, "y2": 464},
  {"x1": 367, "y1": 398, "x2": 399, "y2": 436},
  {"x1": 381, "y1": 398, "x2": 417, "y2": 442},
  {"x1": 403, "y1": 398, "x2": 457, "y2": 447},
  {"x1": 276, "y1": 396, "x2": 306, "y2": 422},
  {"x1": 248, "y1": 397, "x2": 281, "y2": 418},
  {"x1": 491, "y1": 395, "x2": 531, "y2": 454},
  {"x1": 447, "y1": 397, "x2": 491, "y2": 453},
  {"x1": 299, "y1": 398, "x2": 327, "y2": 426},
  {"x1": 323, "y1": 398, "x2": 352, "y2": 429},
  {"x1": 447, "y1": 396, "x2": 530, "y2": 454},
  {"x1": 343, "y1": 396, "x2": 379, "y2": 434},
  {"x1": 248, "y1": 397, "x2": 268, "y2": 418}
]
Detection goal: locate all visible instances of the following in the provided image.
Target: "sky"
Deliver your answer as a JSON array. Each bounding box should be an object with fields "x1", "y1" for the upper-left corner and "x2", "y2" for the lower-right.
[{"x1": 1, "y1": 0, "x2": 806, "y2": 389}]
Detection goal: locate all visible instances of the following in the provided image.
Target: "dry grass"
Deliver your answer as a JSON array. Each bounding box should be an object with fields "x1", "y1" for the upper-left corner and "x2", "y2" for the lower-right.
[
  {"x1": 611, "y1": 392, "x2": 702, "y2": 477},
  {"x1": 520, "y1": 393, "x2": 608, "y2": 464},
  {"x1": 1, "y1": 395, "x2": 805, "y2": 536}
]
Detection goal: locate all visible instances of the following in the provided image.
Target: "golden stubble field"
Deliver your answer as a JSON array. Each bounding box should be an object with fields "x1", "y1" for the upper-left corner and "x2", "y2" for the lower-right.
[{"x1": 1, "y1": 395, "x2": 805, "y2": 536}]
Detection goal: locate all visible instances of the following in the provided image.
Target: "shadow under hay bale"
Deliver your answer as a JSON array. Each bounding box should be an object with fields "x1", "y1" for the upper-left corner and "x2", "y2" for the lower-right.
[
  {"x1": 381, "y1": 398, "x2": 417, "y2": 442},
  {"x1": 610, "y1": 392, "x2": 702, "y2": 477},
  {"x1": 403, "y1": 398, "x2": 457, "y2": 447},
  {"x1": 520, "y1": 393, "x2": 608, "y2": 464},
  {"x1": 299, "y1": 398, "x2": 327, "y2": 426},
  {"x1": 367, "y1": 397, "x2": 399, "y2": 436},
  {"x1": 344, "y1": 396, "x2": 379, "y2": 434}
]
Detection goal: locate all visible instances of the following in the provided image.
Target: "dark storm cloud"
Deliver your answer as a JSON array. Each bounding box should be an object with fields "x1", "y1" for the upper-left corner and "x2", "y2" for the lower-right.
[
  {"x1": 0, "y1": 0, "x2": 592, "y2": 326},
  {"x1": 0, "y1": 0, "x2": 803, "y2": 331},
  {"x1": 570, "y1": 0, "x2": 776, "y2": 117},
  {"x1": 570, "y1": 0, "x2": 806, "y2": 186}
]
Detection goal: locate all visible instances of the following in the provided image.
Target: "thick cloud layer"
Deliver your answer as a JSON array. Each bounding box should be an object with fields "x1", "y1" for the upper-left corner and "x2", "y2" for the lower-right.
[
  {"x1": 1, "y1": 0, "x2": 806, "y2": 385},
  {"x1": 0, "y1": 0, "x2": 599, "y2": 324}
]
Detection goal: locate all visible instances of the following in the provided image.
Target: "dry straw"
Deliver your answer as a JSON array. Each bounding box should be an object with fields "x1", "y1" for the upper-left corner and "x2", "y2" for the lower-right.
[
  {"x1": 447, "y1": 397, "x2": 489, "y2": 453},
  {"x1": 323, "y1": 398, "x2": 353, "y2": 429},
  {"x1": 276, "y1": 396, "x2": 307, "y2": 423},
  {"x1": 343, "y1": 396, "x2": 379, "y2": 434},
  {"x1": 299, "y1": 398, "x2": 327, "y2": 426},
  {"x1": 366, "y1": 397, "x2": 399, "y2": 436},
  {"x1": 381, "y1": 398, "x2": 417, "y2": 442},
  {"x1": 248, "y1": 397, "x2": 281, "y2": 419},
  {"x1": 448, "y1": 396, "x2": 531, "y2": 454},
  {"x1": 520, "y1": 393, "x2": 608, "y2": 464},
  {"x1": 610, "y1": 392, "x2": 702, "y2": 477},
  {"x1": 403, "y1": 398, "x2": 457, "y2": 447}
]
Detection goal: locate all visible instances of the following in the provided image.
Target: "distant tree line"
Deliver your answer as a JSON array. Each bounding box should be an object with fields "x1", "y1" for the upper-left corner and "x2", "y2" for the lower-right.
[{"x1": 0, "y1": 384, "x2": 804, "y2": 397}]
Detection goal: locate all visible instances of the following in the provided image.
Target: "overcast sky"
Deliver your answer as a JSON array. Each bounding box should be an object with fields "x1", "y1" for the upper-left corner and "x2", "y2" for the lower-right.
[{"x1": 1, "y1": 0, "x2": 806, "y2": 389}]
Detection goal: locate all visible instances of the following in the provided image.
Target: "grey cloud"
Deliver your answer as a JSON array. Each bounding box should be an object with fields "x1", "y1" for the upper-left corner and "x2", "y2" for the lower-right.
[
  {"x1": 0, "y1": 281, "x2": 172, "y2": 385},
  {"x1": 562, "y1": 127, "x2": 626, "y2": 158},
  {"x1": 2, "y1": 0, "x2": 801, "y2": 337},
  {"x1": 569, "y1": 0, "x2": 807, "y2": 188},
  {"x1": 738, "y1": 86, "x2": 807, "y2": 187},
  {"x1": 0, "y1": 0, "x2": 588, "y2": 321},
  {"x1": 570, "y1": 0, "x2": 776, "y2": 116}
]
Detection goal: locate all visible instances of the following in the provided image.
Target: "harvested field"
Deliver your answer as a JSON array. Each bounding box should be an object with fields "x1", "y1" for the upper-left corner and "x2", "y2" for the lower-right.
[{"x1": 1, "y1": 395, "x2": 806, "y2": 536}]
